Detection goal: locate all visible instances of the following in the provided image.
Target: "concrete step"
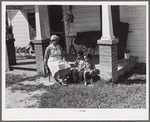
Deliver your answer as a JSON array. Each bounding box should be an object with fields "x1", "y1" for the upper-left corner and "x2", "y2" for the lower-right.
[
  {"x1": 11, "y1": 57, "x2": 36, "y2": 71},
  {"x1": 6, "y1": 69, "x2": 38, "y2": 76},
  {"x1": 11, "y1": 63, "x2": 37, "y2": 71}
]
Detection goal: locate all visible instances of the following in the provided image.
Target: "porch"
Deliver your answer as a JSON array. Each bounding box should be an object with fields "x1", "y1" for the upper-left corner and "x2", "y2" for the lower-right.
[
  {"x1": 10, "y1": 54, "x2": 138, "y2": 78},
  {"x1": 6, "y1": 4, "x2": 144, "y2": 83}
]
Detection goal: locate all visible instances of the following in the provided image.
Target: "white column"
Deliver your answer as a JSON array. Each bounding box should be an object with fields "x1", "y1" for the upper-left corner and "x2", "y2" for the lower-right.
[
  {"x1": 35, "y1": 5, "x2": 46, "y2": 40},
  {"x1": 98, "y1": 5, "x2": 115, "y2": 42},
  {"x1": 97, "y1": 5, "x2": 119, "y2": 83},
  {"x1": 6, "y1": 11, "x2": 11, "y2": 26}
]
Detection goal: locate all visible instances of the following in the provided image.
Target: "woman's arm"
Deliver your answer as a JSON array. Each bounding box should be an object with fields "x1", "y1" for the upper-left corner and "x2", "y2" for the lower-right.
[{"x1": 59, "y1": 45, "x2": 66, "y2": 61}]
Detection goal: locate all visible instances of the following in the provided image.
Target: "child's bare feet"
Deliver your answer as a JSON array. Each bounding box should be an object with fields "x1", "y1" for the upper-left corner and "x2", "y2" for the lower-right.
[{"x1": 84, "y1": 81, "x2": 87, "y2": 85}]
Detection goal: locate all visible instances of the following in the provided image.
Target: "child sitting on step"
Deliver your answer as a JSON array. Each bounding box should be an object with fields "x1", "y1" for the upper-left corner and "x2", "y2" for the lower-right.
[
  {"x1": 83, "y1": 53, "x2": 96, "y2": 85},
  {"x1": 71, "y1": 50, "x2": 85, "y2": 83}
]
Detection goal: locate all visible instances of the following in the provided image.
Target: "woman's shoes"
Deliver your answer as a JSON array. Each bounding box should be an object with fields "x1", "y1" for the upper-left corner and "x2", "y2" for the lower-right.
[{"x1": 57, "y1": 78, "x2": 67, "y2": 86}]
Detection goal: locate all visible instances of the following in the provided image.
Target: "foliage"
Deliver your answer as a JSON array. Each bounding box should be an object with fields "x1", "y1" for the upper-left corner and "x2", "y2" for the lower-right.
[{"x1": 64, "y1": 6, "x2": 74, "y2": 36}]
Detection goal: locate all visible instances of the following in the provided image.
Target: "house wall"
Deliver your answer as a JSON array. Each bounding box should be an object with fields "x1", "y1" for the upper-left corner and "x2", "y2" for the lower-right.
[
  {"x1": 120, "y1": 5, "x2": 146, "y2": 63},
  {"x1": 63, "y1": 5, "x2": 101, "y2": 54},
  {"x1": 21, "y1": 5, "x2": 51, "y2": 40},
  {"x1": 8, "y1": 5, "x2": 50, "y2": 48},
  {"x1": 8, "y1": 10, "x2": 30, "y2": 47}
]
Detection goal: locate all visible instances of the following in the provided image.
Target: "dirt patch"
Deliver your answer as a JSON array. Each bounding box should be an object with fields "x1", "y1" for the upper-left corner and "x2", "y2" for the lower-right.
[{"x1": 6, "y1": 77, "x2": 56, "y2": 108}]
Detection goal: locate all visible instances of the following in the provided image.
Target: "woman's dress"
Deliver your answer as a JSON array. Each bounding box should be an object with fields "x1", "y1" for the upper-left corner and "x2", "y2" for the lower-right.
[{"x1": 47, "y1": 44, "x2": 71, "y2": 78}]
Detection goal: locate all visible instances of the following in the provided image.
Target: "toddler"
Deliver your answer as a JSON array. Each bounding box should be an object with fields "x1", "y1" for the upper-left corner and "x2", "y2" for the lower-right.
[{"x1": 83, "y1": 53, "x2": 96, "y2": 85}]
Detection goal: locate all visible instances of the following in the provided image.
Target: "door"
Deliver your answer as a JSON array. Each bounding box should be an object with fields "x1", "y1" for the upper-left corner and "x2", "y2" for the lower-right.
[
  {"x1": 48, "y1": 5, "x2": 66, "y2": 51},
  {"x1": 27, "y1": 12, "x2": 36, "y2": 40}
]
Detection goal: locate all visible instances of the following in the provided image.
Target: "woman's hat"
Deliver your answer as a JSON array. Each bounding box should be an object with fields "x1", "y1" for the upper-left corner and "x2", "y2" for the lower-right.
[{"x1": 50, "y1": 35, "x2": 60, "y2": 41}]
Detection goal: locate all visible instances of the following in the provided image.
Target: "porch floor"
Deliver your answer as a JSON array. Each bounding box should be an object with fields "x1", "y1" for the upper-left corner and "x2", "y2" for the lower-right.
[{"x1": 10, "y1": 54, "x2": 138, "y2": 77}]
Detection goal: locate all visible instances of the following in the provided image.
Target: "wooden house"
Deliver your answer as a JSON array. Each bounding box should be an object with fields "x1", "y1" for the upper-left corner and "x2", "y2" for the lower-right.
[
  {"x1": 6, "y1": 4, "x2": 147, "y2": 82},
  {"x1": 6, "y1": 5, "x2": 146, "y2": 63}
]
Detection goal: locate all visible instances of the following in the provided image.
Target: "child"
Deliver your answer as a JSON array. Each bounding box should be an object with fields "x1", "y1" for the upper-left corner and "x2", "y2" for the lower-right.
[
  {"x1": 71, "y1": 50, "x2": 85, "y2": 83},
  {"x1": 83, "y1": 53, "x2": 96, "y2": 85}
]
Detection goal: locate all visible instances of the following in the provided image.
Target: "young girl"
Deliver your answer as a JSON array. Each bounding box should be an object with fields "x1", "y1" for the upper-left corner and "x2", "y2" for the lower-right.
[
  {"x1": 83, "y1": 53, "x2": 96, "y2": 85},
  {"x1": 71, "y1": 50, "x2": 85, "y2": 83}
]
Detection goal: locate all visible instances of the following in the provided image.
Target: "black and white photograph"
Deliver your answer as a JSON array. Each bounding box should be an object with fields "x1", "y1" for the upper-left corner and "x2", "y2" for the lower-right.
[{"x1": 2, "y1": 1, "x2": 149, "y2": 121}]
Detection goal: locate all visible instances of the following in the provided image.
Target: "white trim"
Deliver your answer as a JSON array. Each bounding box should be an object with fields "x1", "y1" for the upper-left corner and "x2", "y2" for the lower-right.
[{"x1": 2, "y1": 1, "x2": 148, "y2": 5}]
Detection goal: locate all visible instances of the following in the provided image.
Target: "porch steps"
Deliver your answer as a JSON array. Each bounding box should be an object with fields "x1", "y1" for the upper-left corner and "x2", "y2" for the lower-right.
[
  {"x1": 117, "y1": 56, "x2": 138, "y2": 77},
  {"x1": 10, "y1": 58, "x2": 36, "y2": 71},
  {"x1": 11, "y1": 64, "x2": 36, "y2": 71}
]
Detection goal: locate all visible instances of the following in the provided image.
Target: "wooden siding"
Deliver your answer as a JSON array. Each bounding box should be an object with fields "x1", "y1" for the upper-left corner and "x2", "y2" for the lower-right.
[
  {"x1": 120, "y1": 5, "x2": 146, "y2": 63},
  {"x1": 8, "y1": 5, "x2": 50, "y2": 48},
  {"x1": 9, "y1": 10, "x2": 30, "y2": 47},
  {"x1": 63, "y1": 5, "x2": 101, "y2": 54}
]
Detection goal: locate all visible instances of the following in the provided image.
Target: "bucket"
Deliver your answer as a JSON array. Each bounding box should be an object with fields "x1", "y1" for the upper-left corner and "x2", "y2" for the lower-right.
[{"x1": 124, "y1": 53, "x2": 130, "y2": 61}]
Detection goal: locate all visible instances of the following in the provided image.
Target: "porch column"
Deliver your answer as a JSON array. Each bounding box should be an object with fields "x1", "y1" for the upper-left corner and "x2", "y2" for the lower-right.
[
  {"x1": 97, "y1": 5, "x2": 119, "y2": 83},
  {"x1": 6, "y1": 39, "x2": 16, "y2": 67},
  {"x1": 6, "y1": 11, "x2": 16, "y2": 71},
  {"x1": 6, "y1": 45, "x2": 10, "y2": 71},
  {"x1": 32, "y1": 5, "x2": 50, "y2": 74}
]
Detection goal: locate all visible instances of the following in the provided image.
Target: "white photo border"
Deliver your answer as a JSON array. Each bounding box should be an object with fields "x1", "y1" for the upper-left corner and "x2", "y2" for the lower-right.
[{"x1": 2, "y1": 1, "x2": 149, "y2": 121}]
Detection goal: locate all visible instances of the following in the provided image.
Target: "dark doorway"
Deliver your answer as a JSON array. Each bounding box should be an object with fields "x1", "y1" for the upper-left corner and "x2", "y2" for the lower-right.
[
  {"x1": 27, "y1": 13, "x2": 36, "y2": 40},
  {"x1": 48, "y1": 5, "x2": 66, "y2": 51}
]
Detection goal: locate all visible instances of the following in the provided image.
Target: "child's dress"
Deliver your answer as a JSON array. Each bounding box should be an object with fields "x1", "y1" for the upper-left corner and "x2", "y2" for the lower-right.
[{"x1": 72, "y1": 58, "x2": 85, "y2": 82}]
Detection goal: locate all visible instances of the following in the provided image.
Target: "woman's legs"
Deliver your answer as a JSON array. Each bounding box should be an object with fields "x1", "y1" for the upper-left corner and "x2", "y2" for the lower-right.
[{"x1": 54, "y1": 70, "x2": 67, "y2": 85}]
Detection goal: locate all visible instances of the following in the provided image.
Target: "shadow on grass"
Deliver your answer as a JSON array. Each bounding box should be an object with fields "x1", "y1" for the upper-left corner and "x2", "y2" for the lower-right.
[
  {"x1": 39, "y1": 78, "x2": 146, "y2": 108},
  {"x1": 11, "y1": 83, "x2": 49, "y2": 92},
  {"x1": 37, "y1": 63, "x2": 146, "y2": 108},
  {"x1": 6, "y1": 73, "x2": 48, "y2": 87},
  {"x1": 6, "y1": 63, "x2": 146, "y2": 108}
]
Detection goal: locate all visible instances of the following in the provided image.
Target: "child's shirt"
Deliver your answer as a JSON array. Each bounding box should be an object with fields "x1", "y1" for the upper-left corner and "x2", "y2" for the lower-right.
[
  {"x1": 74, "y1": 58, "x2": 85, "y2": 72},
  {"x1": 84, "y1": 60, "x2": 95, "y2": 72}
]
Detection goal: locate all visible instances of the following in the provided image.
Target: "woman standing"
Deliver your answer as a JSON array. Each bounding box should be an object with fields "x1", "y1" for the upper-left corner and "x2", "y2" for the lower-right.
[{"x1": 44, "y1": 35, "x2": 71, "y2": 85}]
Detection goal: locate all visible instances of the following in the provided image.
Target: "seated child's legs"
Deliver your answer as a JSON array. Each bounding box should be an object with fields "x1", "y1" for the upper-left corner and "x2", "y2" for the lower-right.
[
  {"x1": 78, "y1": 71, "x2": 84, "y2": 82},
  {"x1": 84, "y1": 70, "x2": 95, "y2": 85},
  {"x1": 72, "y1": 68, "x2": 78, "y2": 83},
  {"x1": 84, "y1": 71, "x2": 90, "y2": 83},
  {"x1": 90, "y1": 70, "x2": 95, "y2": 78}
]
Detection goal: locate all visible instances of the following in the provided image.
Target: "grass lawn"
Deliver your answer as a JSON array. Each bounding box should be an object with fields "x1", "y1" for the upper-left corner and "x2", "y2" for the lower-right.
[
  {"x1": 39, "y1": 63, "x2": 146, "y2": 108},
  {"x1": 6, "y1": 63, "x2": 146, "y2": 108}
]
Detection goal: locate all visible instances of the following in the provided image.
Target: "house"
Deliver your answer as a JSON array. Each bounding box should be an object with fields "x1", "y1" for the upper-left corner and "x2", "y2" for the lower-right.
[
  {"x1": 6, "y1": 5, "x2": 146, "y2": 62},
  {"x1": 6, "y1": 4, "x2": 147, "y2": 82}
]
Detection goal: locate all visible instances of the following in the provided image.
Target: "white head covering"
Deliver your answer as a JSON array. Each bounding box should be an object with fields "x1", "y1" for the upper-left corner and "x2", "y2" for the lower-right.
[{"x1": 50, "y1": 35, "x2": 60, "y2": 41}]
